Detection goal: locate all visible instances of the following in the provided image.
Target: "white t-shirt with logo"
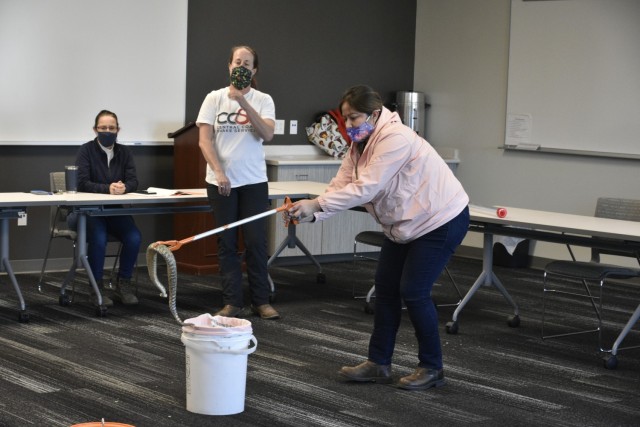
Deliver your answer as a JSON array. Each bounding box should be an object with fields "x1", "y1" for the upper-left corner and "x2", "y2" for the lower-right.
[{"x1": 196, "y1": 87, "x2": 276, "y2": 187}]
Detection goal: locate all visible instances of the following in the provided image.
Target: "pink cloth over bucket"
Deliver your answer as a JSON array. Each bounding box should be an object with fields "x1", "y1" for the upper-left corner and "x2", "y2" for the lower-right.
[{"x1": 182, "y1": 313, "x2": 253, "y2": 336}]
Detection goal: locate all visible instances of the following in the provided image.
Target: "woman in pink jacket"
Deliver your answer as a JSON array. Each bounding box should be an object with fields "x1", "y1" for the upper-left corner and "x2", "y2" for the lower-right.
[{"x1": 287, "y1": 85, "x2": 469, "y2": 390}]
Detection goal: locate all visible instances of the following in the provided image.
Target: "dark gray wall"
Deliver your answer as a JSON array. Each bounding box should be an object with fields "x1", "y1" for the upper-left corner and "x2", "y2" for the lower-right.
[
  {"x1": 186, "y1": 0, "x2": 417, "y2": 144},
  {"x1": 2, "y1": 0, "x2": 416, "y2": 269}
]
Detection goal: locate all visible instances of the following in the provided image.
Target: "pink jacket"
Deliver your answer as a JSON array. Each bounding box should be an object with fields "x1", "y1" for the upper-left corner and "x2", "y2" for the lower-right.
[{"x1": 315, "y1": 107, "x2": 469, "y2": 243}]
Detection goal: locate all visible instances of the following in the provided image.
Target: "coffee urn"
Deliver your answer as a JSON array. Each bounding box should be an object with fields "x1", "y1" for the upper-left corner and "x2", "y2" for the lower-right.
[{"x1": 394, "y1": 91, "x2": 428, "y2": 136}]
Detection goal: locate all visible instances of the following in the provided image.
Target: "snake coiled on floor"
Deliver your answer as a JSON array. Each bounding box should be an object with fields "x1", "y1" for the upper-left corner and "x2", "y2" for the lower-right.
[{"x1": 146, "y1": 242, "x2": 191, "y2": 326}]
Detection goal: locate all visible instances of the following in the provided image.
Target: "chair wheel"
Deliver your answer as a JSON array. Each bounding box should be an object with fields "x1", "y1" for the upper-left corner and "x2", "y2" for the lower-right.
[
  {"x1": 316, "y1": 273, "x2": 326, "y2": 284},
  {"x1": 507, "y1": 314, "x2": 520, "y2": 328},
  {"x1": 18, "y1": 310, "x2": 30, "y2": 323},
  {"x1": 364, "y1": 302, "x2": 374, "y2": 314},
  {"x1": 446, "y1": 321, "x2": 459, "y2": 334},
  {"x1": 59, "y1": 294, "x2": 71, "y2": 306},
  {"x1": 95, "y1": 305, "x2": 108, "y2": 317},
  {"x1": 604, "y1": 355, "x2": 618, "y2": 370}
]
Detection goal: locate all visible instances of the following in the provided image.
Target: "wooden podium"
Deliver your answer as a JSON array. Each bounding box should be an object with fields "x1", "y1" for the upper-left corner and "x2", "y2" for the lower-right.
[{"x1": 169, "y1": 122, "x2": 219, "y2": 274}]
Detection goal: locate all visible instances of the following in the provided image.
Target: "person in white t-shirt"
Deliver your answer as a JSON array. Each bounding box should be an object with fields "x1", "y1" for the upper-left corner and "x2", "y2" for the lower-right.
[{"x1": 196, "y1": 45, "x2": 279, "y2": 320}]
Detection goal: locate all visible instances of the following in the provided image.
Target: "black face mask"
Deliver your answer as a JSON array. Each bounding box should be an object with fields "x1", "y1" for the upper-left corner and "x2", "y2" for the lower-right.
[{"x1": 97, "y1": 132, "x2": 117, "y2": 148}]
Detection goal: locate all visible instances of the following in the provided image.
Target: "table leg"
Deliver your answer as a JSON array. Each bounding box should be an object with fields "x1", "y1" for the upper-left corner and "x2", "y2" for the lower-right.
[
  {"x1": 267, "y1": 223, "x2": 325, "y2": 296},
  {"x1": 0, "y1": 217, "x2": 28, "y2": 322},
  {"x1": 61, "y1": 212, "x2": 106, "y2": 314},
  {"x1": 446, "y1": 232, "x2": 519, "y2": 334},
  {"x1": 0, "y1": 217, "x2": 29, "y2": 323}
]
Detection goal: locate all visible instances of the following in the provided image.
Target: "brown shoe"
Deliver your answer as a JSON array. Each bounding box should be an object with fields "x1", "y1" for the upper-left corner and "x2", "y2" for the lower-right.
[
  {"x1": 214, "y1": 304, "x2": 243, "y2": 317},
  {"x1": 339, "y1": 360, "x2": 392, "y2": 383},
  {"x1": 251, "y1": 304, "x2": 280, "y2": 320},
  {"x1": 398, "y1": 367, "x2": 446, "y2": 390}
]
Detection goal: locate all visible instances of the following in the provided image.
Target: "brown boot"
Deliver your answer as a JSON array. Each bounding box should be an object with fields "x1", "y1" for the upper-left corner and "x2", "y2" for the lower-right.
[
  {"x1": 398, "y1": 367, "x2": 446, "y2": 390},
  {"x1": 214, "y1": 304, "x2": 243, "y2": 317},
  {"x1": 113, "y1": 277, "x2": 139, "y2": 305},
  {"x1": 251, "y1": 304, "x2": 280, "y2": 320},
  {"x1": 339, "y1": 360, "x2": 392, "y2": 383}
]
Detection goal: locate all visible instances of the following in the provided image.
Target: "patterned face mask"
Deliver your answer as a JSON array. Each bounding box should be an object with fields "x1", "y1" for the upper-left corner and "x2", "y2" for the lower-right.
[
  {"x1": 346, "y1": 114, "x2": 375, "y2": 143},
  {"x1": 230, "y1": 66, "x2": 253, "y2": 89}
]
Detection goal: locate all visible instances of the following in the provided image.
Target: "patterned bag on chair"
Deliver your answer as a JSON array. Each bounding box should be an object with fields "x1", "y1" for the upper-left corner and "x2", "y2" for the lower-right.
[{"x1": 305, "y1": 109, "x2": 351, "y2": 158}]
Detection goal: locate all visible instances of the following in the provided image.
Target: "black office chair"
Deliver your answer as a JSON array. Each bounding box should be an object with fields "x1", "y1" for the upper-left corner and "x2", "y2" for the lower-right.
[
  {"x1": 38, "y1": 172, "x2": 125, "y2": 302},
  {"x1": 542, "y1": 197, "x2": 640, "y2": 369},
  {"x1": 353, "y1": 230, "x2": 463, "y2": 314}
]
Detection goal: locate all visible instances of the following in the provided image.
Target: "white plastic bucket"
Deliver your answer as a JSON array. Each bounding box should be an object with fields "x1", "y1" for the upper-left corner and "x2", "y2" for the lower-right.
[{"x1": 180, "y1": 314, "x2": 257, "y2": 415}]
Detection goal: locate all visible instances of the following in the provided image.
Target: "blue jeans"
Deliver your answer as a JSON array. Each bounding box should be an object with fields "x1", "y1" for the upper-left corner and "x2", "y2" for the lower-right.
[
  {"x1": 368, "y1": 206, "x2": 469, "y2": 370},
  {"x1": 86, "y1": 215, "x2": 141, "y2": 281},
  {"x1": 207, "y1": 182, "x2": 270, "y2": 307}
]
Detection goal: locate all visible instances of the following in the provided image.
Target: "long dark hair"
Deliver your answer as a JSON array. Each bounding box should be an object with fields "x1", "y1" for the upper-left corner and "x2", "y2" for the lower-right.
[
  {"x1": 228, "y1": 45, "x2": 259, "y2": 89},
  {"x1": 340, "y1": 85, "x2": 383, "y2": 115}
]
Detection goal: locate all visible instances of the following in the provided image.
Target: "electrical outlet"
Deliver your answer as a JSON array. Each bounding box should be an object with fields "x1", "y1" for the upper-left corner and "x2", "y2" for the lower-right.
[
  {"x1": 289, "y1": 120, "x2": 298, "y2": 135},
  {"x1": 274, "y1": 119, "x2": 285, "y2": 135},
  {"x1": 18, "y1": 211, "x2": 27, "y2": 226}
]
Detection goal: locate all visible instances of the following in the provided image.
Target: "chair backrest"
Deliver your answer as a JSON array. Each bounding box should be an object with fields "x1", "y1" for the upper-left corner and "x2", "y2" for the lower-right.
[
  {"x1": 592, "y1": 197, "x2": 640, "y2": 261},
  {"x1": 51, "y1": 171, "x2": 66, "y2": 193},
  {"x1": 48, "y1": 172, "x2": 76, "y2": 239},
  {"x1": 595, "y1": 197, "x2": 640, "y2": 221}
]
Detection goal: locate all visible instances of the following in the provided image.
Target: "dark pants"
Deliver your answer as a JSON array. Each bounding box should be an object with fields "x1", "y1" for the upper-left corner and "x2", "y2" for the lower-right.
[
  {"x1": 368, "y1": 206, "x2": 470, "y2": 370},
  {"x1": 86, "y1": 215, "x2": 141, "y2": 281},
  {"x1": 207, "y1": 182, "x2": 270, "y2": 307}
]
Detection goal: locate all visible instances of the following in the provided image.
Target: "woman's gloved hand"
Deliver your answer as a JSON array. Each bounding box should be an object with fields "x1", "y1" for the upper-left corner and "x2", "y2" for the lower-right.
[{"x1": 286, "y1": 198, "x2": 321, "y2": 223}]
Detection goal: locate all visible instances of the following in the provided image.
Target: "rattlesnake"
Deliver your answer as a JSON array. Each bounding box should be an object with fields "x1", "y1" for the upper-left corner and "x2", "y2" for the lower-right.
[{"x1": 146, "y1": 242, "x2": 189, "y2": 325}]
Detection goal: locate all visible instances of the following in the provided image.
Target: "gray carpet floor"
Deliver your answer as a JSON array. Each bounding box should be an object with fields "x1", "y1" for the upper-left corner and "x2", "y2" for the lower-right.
[{"x1": 0, "y1": 256, "x2": 639, "y2": 426}]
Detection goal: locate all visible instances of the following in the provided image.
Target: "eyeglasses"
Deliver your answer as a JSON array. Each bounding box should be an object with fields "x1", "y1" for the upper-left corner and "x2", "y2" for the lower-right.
[{"x1": 96, "y1": 126, "x2": 118, "y2": 132}]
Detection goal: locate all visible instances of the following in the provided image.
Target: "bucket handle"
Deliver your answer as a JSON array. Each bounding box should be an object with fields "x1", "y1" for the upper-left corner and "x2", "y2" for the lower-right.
[{"x1": 209, "y1": 335, "x2": 258, "y2": 355}]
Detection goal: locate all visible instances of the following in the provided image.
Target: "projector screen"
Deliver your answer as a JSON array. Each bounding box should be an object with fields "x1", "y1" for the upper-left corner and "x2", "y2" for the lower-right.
[
  {"x1": 0, "y1": 0, "x2": 187, "y2": 145},
  {"x1": 505, "y1": 0, "x2": 640, "y2": 157}
]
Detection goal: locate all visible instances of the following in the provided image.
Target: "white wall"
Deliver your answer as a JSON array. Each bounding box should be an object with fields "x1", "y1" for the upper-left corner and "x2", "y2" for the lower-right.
[
  {"x1": 0, "y1": 0, "x2": 187, "y2": 145},
  {"x1": 414, "y1": 0, "x2": 640, "y2": 262}
]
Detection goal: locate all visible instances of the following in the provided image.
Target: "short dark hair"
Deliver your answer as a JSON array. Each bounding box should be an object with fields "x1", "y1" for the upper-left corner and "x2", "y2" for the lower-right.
[
  {"x1": 93, "y1": 110, "x2": 119, "y2": 129},
  {"x1": 340, "y1": 85, "x2": 383, "y2": 115}
]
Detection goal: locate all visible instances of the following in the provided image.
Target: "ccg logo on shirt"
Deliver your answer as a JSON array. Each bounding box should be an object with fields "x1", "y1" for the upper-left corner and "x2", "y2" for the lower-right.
[{"x1": 217, "y1": 109, "x2": 250, "y2": 125}]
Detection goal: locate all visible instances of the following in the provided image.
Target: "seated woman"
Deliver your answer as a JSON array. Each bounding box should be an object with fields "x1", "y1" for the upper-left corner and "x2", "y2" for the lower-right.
[{"x1": 75, "y1": 109, "x2": 142, "y2": 306}]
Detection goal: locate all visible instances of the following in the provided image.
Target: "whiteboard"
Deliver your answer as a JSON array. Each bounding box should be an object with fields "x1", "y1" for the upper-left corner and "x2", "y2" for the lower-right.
[
  {"x1": 505, "y1": 0, "x2": 640, "y2": 157},
  {"x1": 0, "y1": 0, "x2": 187, "y2": 144}
]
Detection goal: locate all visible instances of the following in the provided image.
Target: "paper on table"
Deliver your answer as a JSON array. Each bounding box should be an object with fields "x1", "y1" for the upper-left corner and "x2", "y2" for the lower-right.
[{"x1": 146, "y1": 187, "x2": 183, "y2": 196}]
